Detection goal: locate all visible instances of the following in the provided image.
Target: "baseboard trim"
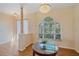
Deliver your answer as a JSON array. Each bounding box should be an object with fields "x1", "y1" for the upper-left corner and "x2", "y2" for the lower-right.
[
  {"x1": 58, "y1": 46, "x2": 74, "y2": 50},
  {"x1": 59, "y1": 46, "x2": 79, "y2": 54},
  {"x1": 19, "y1": 43, "x2": 33, "y2": 51},
  {"x1": 18, "y1": 47, "x2": 26, "y2": 51},
  {"x1": 75, "y1": 49, "x2": 79, "y2": 54}
]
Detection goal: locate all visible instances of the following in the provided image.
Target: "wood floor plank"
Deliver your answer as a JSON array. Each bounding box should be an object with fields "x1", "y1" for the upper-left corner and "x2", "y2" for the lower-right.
[{"x1": 18, "y1": 45, "x2": 79, "y2": 56}]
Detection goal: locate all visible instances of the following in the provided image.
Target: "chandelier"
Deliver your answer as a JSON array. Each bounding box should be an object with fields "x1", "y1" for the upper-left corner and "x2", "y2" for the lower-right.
[{"x1": 39, "y1": 4, "x2": 51, "y2": 13}]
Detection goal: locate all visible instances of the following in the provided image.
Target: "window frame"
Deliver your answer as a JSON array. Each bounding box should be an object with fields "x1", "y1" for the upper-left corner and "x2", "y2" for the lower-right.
[{"x1": 38, "y1": 16, "x2": 62, "y2": 40}]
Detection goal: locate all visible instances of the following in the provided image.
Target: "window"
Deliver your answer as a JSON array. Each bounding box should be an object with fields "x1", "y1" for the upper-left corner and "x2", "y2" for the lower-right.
[
  {"x1": 39, "y1": 16, "x2": 61, "y2": 40},
  {"x1": 17, "y1": 20, "x2": 28, "y2": 34},
  {"x1": 23, "y1": 20, "x2": 28, "y2": 34},
  {"x1": 17, "y1": 20, "x2": 20, "y2": 34}
]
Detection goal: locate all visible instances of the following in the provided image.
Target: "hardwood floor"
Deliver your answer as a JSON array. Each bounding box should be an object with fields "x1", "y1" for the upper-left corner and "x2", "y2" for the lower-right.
[
  {"x1": 0, "y1": 42, "x2": 12, "y2": 56},
  {"x1": 18, "y1": 45, "x2": 79, "y2": 56}
]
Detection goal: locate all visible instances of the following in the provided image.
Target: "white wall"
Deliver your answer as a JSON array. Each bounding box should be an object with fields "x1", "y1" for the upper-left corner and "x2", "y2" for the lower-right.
[
  {"x1": 0, "y1": 12, "x2": 17, "y2": 55},
  {"x1": 73, "y1": 4, "x2": 79, "y2": 53}
]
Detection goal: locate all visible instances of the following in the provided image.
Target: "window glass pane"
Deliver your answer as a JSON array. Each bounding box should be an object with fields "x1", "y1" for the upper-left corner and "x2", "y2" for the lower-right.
[
  {"x1": 55, "y1": 34, "x2": 61, "y2": 39},
  {"x1": 39, "y1": 34, "x2": 43, "y2": 38},
  {"x1": 17, "y1": 20, "x2": 28, "y2": 34},
  {"x1": 55, "y1": 28, "x2": 60, "y2": 33},
  {"x1": 51, "y1": 34, "x2": 54, "y2": 39},
  {"x1": 17, "y1": 20, "x2": 21, "y2": 34},
  {"x1": 23, "y1": 20, "x2": 28, "y2": 34},
  {"x1": 44, "y1": 34, "x2": 52, "y2": 39}
]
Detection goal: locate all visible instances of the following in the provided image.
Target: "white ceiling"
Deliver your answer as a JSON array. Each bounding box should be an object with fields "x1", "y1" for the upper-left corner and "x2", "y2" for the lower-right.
[{"x1": 0, "y1": 3, "x2": 76, "y2": 15}]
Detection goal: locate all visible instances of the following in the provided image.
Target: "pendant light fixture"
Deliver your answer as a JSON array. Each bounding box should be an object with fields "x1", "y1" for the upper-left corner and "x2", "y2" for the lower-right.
[{"x1": 39, "y1": 4, "x2": 51, "y2": 13}]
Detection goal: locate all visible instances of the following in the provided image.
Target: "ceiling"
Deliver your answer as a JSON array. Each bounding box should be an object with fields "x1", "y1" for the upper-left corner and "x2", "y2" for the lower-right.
[{"x1": 0, "y1": 3, "x2": 76, "y2": 16}]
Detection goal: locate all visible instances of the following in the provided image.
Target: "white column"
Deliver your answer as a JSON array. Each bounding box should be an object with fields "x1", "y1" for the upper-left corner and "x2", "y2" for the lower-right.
[{"x1": 20, "y1": 6, "x2": 24, "y2": 33}]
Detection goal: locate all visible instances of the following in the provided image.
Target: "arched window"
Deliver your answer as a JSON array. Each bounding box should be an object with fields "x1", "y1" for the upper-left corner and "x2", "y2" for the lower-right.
[{"x1": 39, "y1": 16, "x2": 61, "y2": 40}]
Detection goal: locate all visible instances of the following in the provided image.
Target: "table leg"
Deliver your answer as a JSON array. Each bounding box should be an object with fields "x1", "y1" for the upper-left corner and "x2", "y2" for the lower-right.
[{"x1": 33, "y1": 50, "x2": 35, "y2": 56}]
